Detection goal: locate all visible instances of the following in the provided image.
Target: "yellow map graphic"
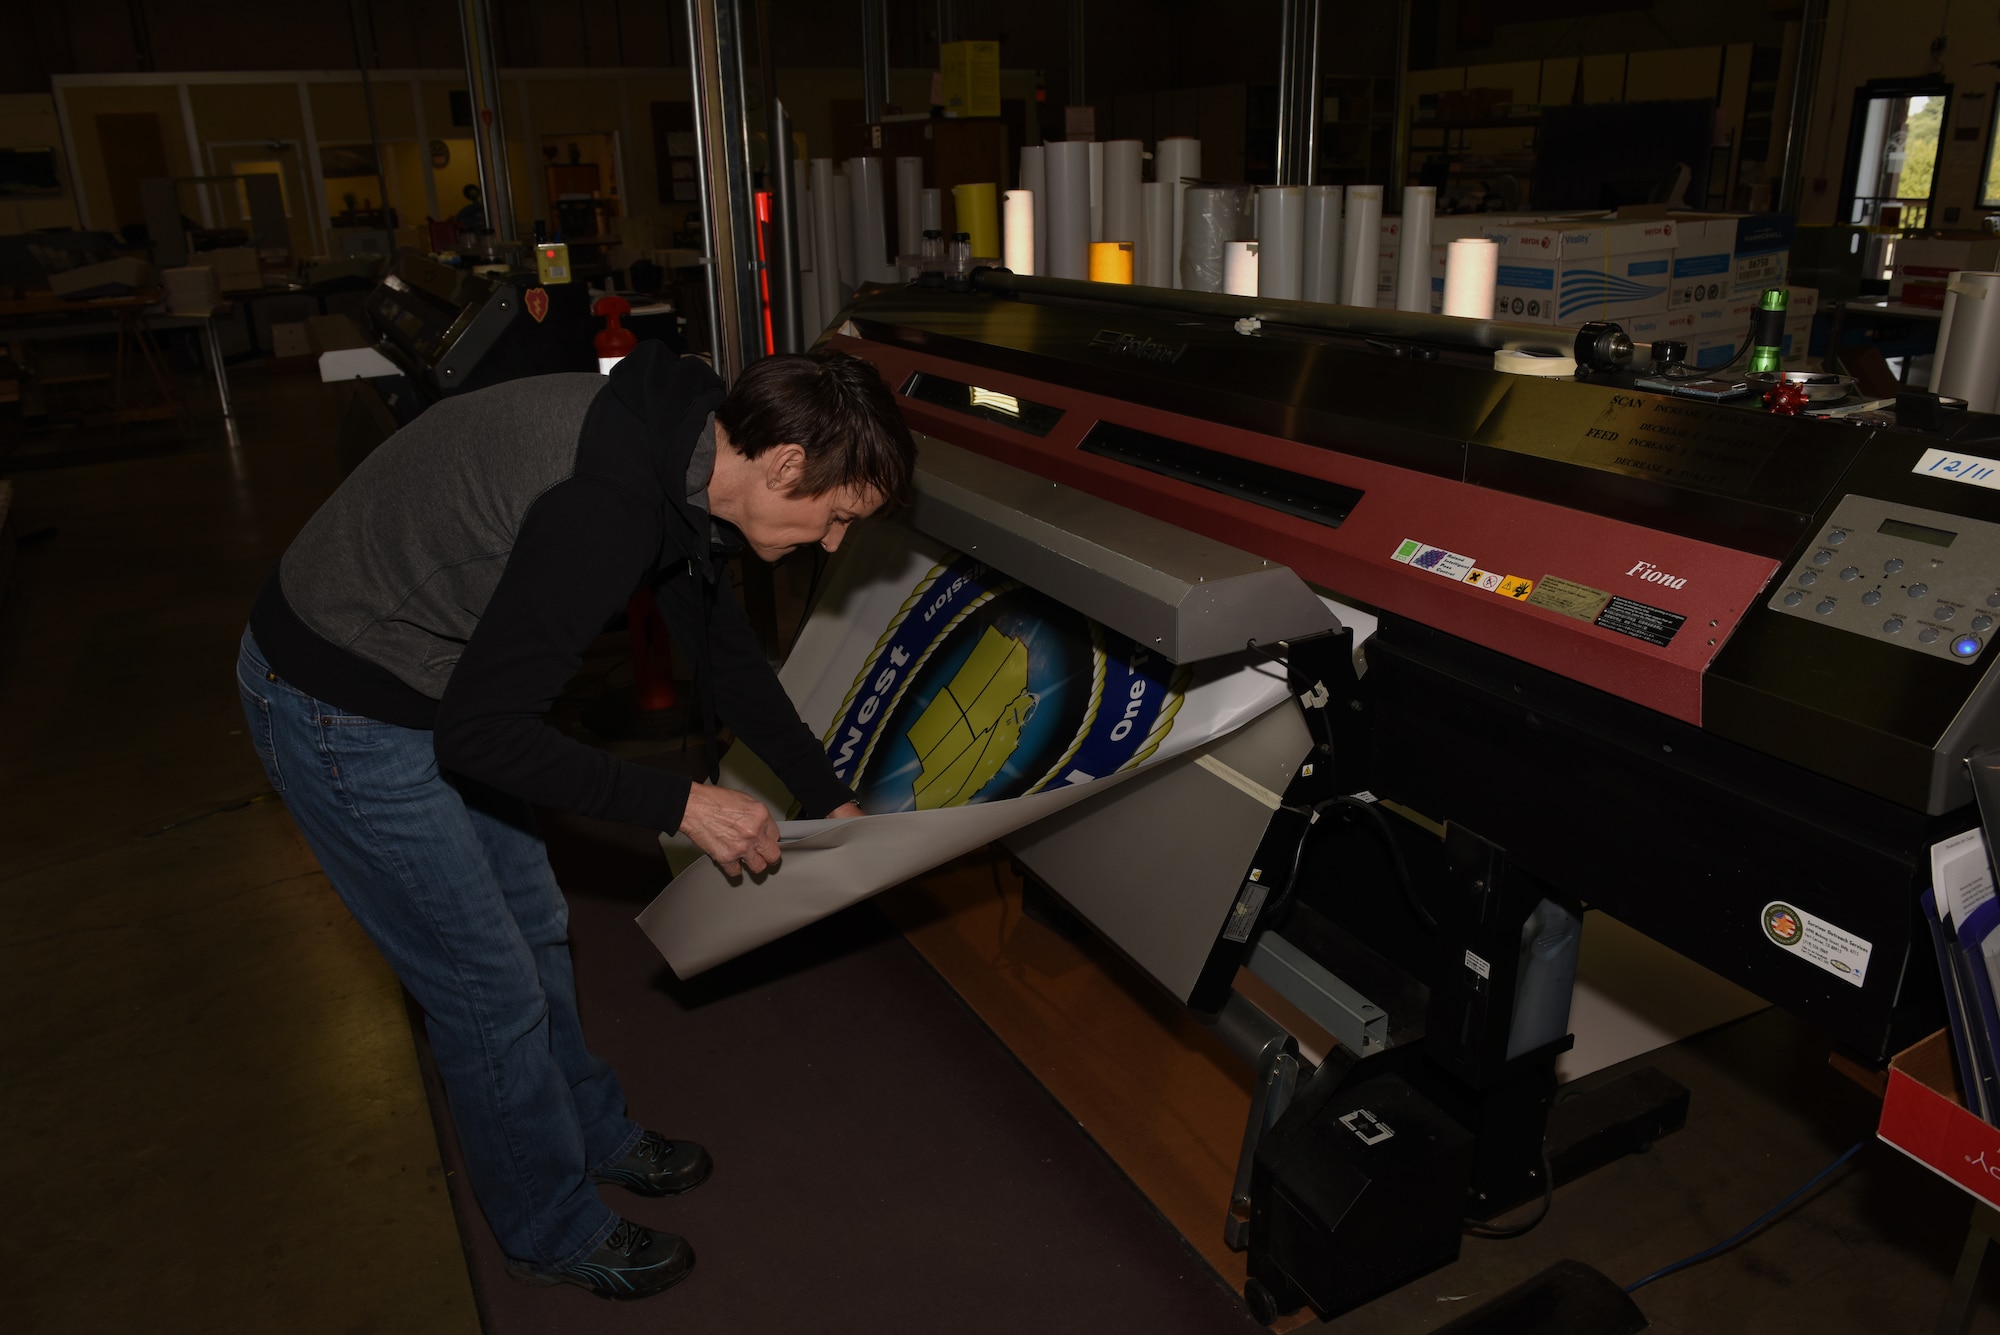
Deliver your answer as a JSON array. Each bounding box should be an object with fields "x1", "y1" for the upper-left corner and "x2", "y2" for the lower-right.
[{"x1": 907, "y1": 625, "x2": 1037, "y2": 810}]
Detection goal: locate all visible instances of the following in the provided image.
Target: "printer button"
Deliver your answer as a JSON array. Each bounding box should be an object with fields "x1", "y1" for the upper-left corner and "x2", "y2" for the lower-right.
[
  {"x1": 1920, "y1": 626, "x2": 1942, "y2": 644},
  {"x1": 1811, "y1": 549, "x2": 1833, "y2": 566},
  {"x1": 1799, "y1": 570, "x2": 1819, "y2": 586},
  {"x1": 1937, "y1": 604, "x2": 1958, "y2": 622},
  {"x1": 1883, "y1": 617, "x2": 1905, "y2": 634},
  {"x1": 1910, "y1": 581, "x2": 1930, "y2": 598},
  {"x1": 1975, "y1": 614, "x2": 1994, "y2": 633},
  {"x1": 1815, "y1": 598, "x2": 1836, "y2": 616},
  {"x1": 1886, "y1": 558, "x2": 1906, "y2": 575},
  {"x1": 1861, "y1": 589, "x2": 1882, "y2": 606},
  {"x1": 1828, "y1": 529, "x2": 1848, "y2": 545},
  {"x1": 1840, "y1": 566, "x2": 1861, "y2": 580},
  {"x1": 1783, "y1": 590, "x2": 1804, "y2": 607}
]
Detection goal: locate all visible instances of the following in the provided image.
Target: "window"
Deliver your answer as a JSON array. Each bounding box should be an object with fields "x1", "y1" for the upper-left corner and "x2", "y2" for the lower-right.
[
  {"x1": 1840, "y1": 80, "x2": 1950, "y2": 230},
  {"x1": 1980, "y1": 88, "x2": 2000, "y2": 209}
]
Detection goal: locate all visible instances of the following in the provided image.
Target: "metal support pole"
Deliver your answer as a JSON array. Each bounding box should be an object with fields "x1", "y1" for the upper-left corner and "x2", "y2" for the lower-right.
[
  {"x1": 1068, "y1": 0, "x2": 1086, "y2": 112},
  {"x1": 1389, "y1": 0, "x2": 1410, "y2": 194},
  {"x1": 685, "y1": 0, "x2": 765, "y2": 381},
  {"x1": 768, "y1": 98, "x2": 803, "y2": 354},
  {"x1": 1775, "y1": 0, "x2": 1828, "y2": 217},
  {"x1": 349, "y1": 0, "x2": 396, "y2": 256},
  {"x1": 1275, "y1": 0, "x2": 1322, "y2": 186},
  {"x1": 861, "y1": 0, "x2": 891, "y2": 125},
  {"x1": 456, "y1": 0, "x2": 517, "y2": 243}
]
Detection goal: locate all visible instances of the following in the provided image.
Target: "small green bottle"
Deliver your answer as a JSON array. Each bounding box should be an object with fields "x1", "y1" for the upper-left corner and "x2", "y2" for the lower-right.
[{"x1": 1747, "y1": 287, "x2": 1789, "y2": 374}]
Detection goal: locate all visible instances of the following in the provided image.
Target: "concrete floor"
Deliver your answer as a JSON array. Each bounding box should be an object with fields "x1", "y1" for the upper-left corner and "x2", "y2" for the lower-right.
[{"x1": 6, "y1": 360, "x2": 2000, "y2": 1334}]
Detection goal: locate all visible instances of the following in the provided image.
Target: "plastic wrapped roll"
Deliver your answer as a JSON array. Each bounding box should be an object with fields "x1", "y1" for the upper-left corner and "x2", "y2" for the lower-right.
[
  {"x1": 1154, "y1": 137, "x2": 1201, "y2": 289},
  {"x1": 1141, "y1": 182, "x2": 1174, "y2": 287},
  {"x1": 1302, "y1": 185, "x2": 1342, "y2": 304},
  {"x1": 1223, "y1": 240, "x2": 1260, "y2": 297},
  {"x1": 1396, "y1": 186, "x2": 1436, "y2": 313},
  {"x1": 1256, "y1": 186, "x2": 1304, "y2": 301},
  {"x1": 809, "y1": 157, "x2": 844, "y2": 316},
  {"x1": 1103, "y1": 139, "x2": 1144, "y2": 252},
  {"x1": 921, "y1": 188, "x2": 941, "y2": 235},
  {"x1": 1935, "y1": 272, "x2": 2000, "y2": 411},
  {"x1": 1180, "y1": 185, "x2": 1254, "y2": 293},
  {"x1": 952, "y1": 182, "x2": 1000, "y2": 262},
  {"x1": 1341, "y1": 185, "x2": 1382, "y2": 307},
  {"x1": 1090, "y1": 241, "x2": 1135, "y2": 284},
  {"x1": 895, "y1": 157, "x2": 924, "y2": 261},
  {"x1": 1443, "y1": 237, "x2": 1499, "y2": 319},
  {"x1": 830, "y1": 165, "x2": 855, "y2": 292},
  {"x1": 1045, "y1": 140, "x2": 1093, "y2": 280},
  {"x1": 846, "y1": 156, "x2": 894, "y2": 283},
  {"x1": 1019, "y1": 145, "x2": 1048, "y2": 276},
  {"x1": 1088, "y1": 141, "x2": 1104, "y2": 243}
]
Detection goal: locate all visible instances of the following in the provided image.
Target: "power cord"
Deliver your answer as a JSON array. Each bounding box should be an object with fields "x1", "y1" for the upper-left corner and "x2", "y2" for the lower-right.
[
  {"x1": 1623, "y1": 1139, "x2": 1866, "y2": 1294},
  {"x1": 1261, "y1": 794, "x2": 1436, "y2": 935}
]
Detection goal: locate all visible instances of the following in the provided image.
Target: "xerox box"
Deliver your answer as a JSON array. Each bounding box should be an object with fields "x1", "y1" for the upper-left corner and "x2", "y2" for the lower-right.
[{"x1": 1487, "y1": 218, "x2": 1676, "y2": 325}]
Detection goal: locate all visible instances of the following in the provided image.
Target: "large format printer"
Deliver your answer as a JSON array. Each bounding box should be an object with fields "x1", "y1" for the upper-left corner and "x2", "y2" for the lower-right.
[{"x1": 821, "y1": 274, "x2": 2000, "y2": 1321}]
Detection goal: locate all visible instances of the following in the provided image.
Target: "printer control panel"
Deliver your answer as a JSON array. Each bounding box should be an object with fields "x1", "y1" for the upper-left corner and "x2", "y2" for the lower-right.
[{"x1": 1767, "y1": 494, "x2": 2000, "y2": 664}]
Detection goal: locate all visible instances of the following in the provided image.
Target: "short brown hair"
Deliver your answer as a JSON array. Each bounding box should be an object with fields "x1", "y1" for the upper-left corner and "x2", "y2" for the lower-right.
[{"x1": 716, "y1": 349, "x2": 916, "y2": 509}]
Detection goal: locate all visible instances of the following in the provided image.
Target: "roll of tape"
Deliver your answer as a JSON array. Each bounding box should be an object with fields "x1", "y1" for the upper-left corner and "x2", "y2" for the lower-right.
[{"x1": 1494, "y1": 345, "x2": 1578, "y2": 378}]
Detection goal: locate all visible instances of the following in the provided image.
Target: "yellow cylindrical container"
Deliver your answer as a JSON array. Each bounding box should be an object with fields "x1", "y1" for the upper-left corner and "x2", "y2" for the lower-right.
[
  {"x1": 1089, "y1": 240, "x2": 1135, "y2": 284},
  {"x1": 950, "y1": 182, "x2": 1000, "y2": 260}
]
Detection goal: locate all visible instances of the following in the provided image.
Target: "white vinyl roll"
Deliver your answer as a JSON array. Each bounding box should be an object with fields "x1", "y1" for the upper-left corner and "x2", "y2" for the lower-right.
[
  {"x1": 1003, "y1": 189, "x2": 1035, "y2": 275},
  {"x1": 920, "y1": 188, "x2": 942, "y2": 235},
  {"x1": 1934, "y1": 272, "x2": 2000, "y2": 411},
  {"x1": 1341, "y1": 185, "x2": 1383, "y2": 307},
  {"x1": 1181, "y1": 185, "x2": 1254, "y2": 292},
  {"x1": 1443, "y1": 237, "x2": 1499, "y2": 319},
  {"x1": 895, "y1": 156, "x2": 924, "y2": 261},
  {"x1": 1142, "y1": 182, "x2": 1175, "y2": 287},
  {"x1": 1223, "y1": 240, "x2": 1260, "y2": 297},
  {"x1": 1020, "y1": 145, "x2": 1048, "y2": 276},
  {"x1": 829, "y1": 163, "x2": 855, "y2": 293},
  {"x1": 1154, "y1": 137, "x2": 1201, "y2": 289},
  {"x1": 1256, "y1": 186, "x2": 1304, "y2": 301},
  {"x1": 1088, "y1": 141, "x2": 1104, "y2": 243},
  {"x1": 1302, "y1": 185, "x2": 1341, "y2": 304},
  {"x1": 1494, "y1": 345, "x2": 1578, "y2": 377},
  {"x1": 1397, "y1": 186, "x2": 1436, "y2": 313},
  {"x1": 1103, "y1": 139, "x2": 1144, "y2": 243},
  {"x1": 1045, "y1": 141, "x2": 1093, "y2": 280},
  {"x1": 846, "y1": 156, "x2": 894, "y2": 283}
]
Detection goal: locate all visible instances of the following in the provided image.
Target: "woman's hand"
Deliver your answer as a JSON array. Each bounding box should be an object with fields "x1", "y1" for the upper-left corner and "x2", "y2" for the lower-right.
[
  {"x1": 680, "y1": 782, "x2": 783, "y2": 878},
  {"x1": 828, "y1": 801, "x2": 865, "y2": 819}
]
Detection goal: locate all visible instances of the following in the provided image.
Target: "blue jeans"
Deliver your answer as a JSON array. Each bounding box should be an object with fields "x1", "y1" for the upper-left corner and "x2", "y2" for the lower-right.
[{"x1": 235, "y1": 629, "x2": 639, "y2": 1270}]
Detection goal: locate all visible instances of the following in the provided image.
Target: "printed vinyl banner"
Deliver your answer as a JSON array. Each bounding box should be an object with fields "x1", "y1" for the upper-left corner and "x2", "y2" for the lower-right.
[{"x1": 637, "y1": 524, "x2": 1296, "y2": 977}]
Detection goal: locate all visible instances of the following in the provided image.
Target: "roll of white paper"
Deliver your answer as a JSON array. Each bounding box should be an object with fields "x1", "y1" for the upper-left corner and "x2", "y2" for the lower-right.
[
  {"x1": 1019, "y1": 145, "x2": 1048, "y2": 276},
  {"x1": 895, "y1": 156, "x2": 924, "y2": 261},
  {"x1": 1103, "y1": 139, "x2": 1144, "y2": 246},
  {"x1": 1224, "y1": 240, "x2": 1260, "y2": 297},
  {"x1": 829, "y1": 163, "x2": 855, "y2": 293},
  {"x1": 1154, "y1": 137, "x2": 1201, "y2": 290},
  {"x1": 846, "y1": 156, "x2": 894, "y2": 283},
  {"x1": 1088, "y1": 141, "x2": 1104, "y2": 243},
  {"x1": 1141, "y1": 181, "x2": 1174, "y2": 287},
  {"x1": 795, "y1": 158, "x2": 825, "y2": 337},
  {"x1": 1397, "y1": 186, "x2": 1437, "y2": 313},
  {"x1": 1443, "y1": 237, "x2": 1499, "y2": 319},
  {"x1": 1004, "y1": 189, "x2": 1035, "y2": 275},
  {"x1": 1341, "y1": 185, "x2": 1383, "y2": 307},
  {"x1": 1181, "y1": 185, "x2": 1254, "y2": 292},
  {"x1": 920, "y1": 188, "x2": 942, "y2": 235},
  {"x1": 1257, "y1": 186, "x2": 1305, "y2": 301},
  {"x1": 1046, "y1": 141, "x2": 1094, "y2": 281},
  {"x1": 1935, "y1": 271, "x2": 2000, "y2": 411},
  {"x1": 1302, "y1": 185, "x2": 1342, "y2": 304}
]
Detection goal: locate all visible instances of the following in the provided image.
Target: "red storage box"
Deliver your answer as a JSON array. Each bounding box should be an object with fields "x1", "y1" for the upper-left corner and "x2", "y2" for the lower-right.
[{"x1": 1878, "y1": 1029, "x2": 2000, "y2": 1206}]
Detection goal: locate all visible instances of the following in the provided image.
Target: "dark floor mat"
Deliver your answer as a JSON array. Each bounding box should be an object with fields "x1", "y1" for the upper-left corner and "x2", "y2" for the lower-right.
[{"x1": 412, "y1": 811, "x2": 1262, "y2": 1335}]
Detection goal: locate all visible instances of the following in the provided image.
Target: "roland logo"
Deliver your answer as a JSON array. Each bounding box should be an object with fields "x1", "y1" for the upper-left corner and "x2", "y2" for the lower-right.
[
  {"x1": 1089, "y1": 329, "x2": 1185, "y2": 364},
  {"x1": 1627, "y1": 561, "x2": 1687, "y2": 590}
]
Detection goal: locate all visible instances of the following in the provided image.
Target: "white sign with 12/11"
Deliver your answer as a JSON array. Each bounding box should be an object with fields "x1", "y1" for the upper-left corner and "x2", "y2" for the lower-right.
[{"x1": 1914, "y1": 447, "x2": 2000, "y2": 490}]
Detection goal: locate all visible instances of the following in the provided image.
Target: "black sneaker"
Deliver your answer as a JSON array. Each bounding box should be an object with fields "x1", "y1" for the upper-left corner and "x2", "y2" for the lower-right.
[
  {"x1": 508, "y1": 1219, "x2": 694, "y2": 1301},
  {"x1": 593, "y1": 1131, "x2": 713, "y2": 1197}
]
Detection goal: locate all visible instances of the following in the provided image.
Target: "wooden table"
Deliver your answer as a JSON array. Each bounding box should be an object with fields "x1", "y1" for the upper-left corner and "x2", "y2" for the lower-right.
[{"x1": 0, "y1": 288, "x2": 229, "y2": 436}]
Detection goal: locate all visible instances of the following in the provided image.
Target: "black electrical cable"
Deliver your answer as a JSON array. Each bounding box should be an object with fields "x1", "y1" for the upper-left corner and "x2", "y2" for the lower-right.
[
  {"x1": 1261, "y1": 794, "x2": 1435, "y2": 934},
  {"x1": 1623, "y1": 1139, "x2": 1867, "y2": 1294},
  {"x1": 1464, "y1": 1149, "x2": 1554, "y2": 1239}
]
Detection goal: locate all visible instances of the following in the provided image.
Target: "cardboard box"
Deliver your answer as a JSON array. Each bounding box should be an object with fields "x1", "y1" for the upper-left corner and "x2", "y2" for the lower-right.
[
  {"x1": 188, "y1": 245, "x2": 262, "y2": 293},
  {"x1": 161, "y1": 265, "x2": 220, "y2": 315},
  {"x1": 1487, "y1": 218, "x2": 1675, "y2": 324},
  {"x1": 1623, "y1": 306, "x2": 1699, "y2": 359},
  {"x1": 940, "y1": 40, "x2": 1001, "y2": 118},
  {"x1": 45, "y1": 256, "x2": 157, "y2": 298},
  {"x1": 1666, "y1": 216, "x2": 1738, "y2": 309},
  {"x1": 1879, "y1": 1028, "x2": 2000, "y2": 1209},
  {"x1": 1893, "y1": 239, "x2": 2000, "y2": 309}
]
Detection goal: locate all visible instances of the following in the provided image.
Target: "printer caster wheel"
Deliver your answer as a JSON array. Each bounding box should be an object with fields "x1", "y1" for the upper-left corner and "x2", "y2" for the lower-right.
[{"x1": 1243, "y1": 1277, "x2": 1296, "y2": 1326}]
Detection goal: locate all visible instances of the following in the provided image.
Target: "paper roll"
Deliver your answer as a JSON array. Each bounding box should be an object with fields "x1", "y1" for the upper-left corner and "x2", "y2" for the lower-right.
[
  {"x1": 1090, "y1": 241, "x2": 1135, "y2": 284},
  {"x1": 1103, "y1": 139, "x2": 1144, "y2": 248},
  {"x1": 1300, "y1": 186, "x2": 1342, "y2": 305},
  {"x1": 1089, "y1": 141, "x2": 1104, "y2": 242},
  {"x1": 1341, "y1": 185, "x2": 1382, "y2": 307},
  {"x1": 1181, "y1": 185, "x2": 1254, "y2": 293},
  {"x1": 1223, "y1": 240, "x2": 1260, "y2": 297},
  {"x1": 1003, "y1": 189, "x2": 1035, "y2": 275},
  {"x1": 846, "y1": 156, "x2": 893, "y2": 283},
  {"x1": 921, "y1": 188, "x2": 941, "y2": 235},
  {"x1": 1141, "y1": 182, "x2": 1174, "y2": 287},
  {"x1": 1046, "y1": 141, "x2": 1093, "y2": 281},
  {"x1": 895, "y1": 157, "x2": 924, "y2": 261},
  {"x1": 831, "y1": 166, "x2": 855, "y2": 291},
  {"x1": 1020, "y1": 145, "x2": 1049, "y2": 276},
  {"x1": 951, "y1": 182, "x2": 1000, "y2": 261},
  {"x1": 808, "y1": 158, "x2": 843, "y2": 318},
  {"x1": 1257, "y1": 186, "x2": 1305, "y2": 302},
  {"x1": 1397, "y1": 186, "x2": 1436, "y2": 314},
  {"x1": 1154, "y1": 137, "x2": 1201, "y2": 290},
  {"x1": 1443, "y1": 237, "x2": 1499, "y2": 319},
  {"x1": 1934, "y1": 272, "x2": 2000, "y2": 411}
]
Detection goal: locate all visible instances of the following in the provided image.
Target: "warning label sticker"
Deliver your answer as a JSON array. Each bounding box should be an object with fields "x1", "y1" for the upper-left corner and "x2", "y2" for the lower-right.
[
  {"x1": 1594, "y1": 596, "x2": 1687, "y2": 648},
  {"x1": 1760, "y1": 900, "x2": 1872, "y2": 988},
  {"x1": 1526, "y1": 575, "x2": 1612, "y2": 622},
  {"x1": 1395, "y1": 541, "x2": 1532, "y2": 601},
  {"x1": 1497, "y1": 576, "x2": 1535, "y2": 601}
]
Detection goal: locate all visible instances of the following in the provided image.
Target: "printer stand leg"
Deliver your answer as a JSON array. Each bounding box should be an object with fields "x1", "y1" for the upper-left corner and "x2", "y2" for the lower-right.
[{"x1": 1937, "y1": 1201, "x2": 2000, "y2": 1335}]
